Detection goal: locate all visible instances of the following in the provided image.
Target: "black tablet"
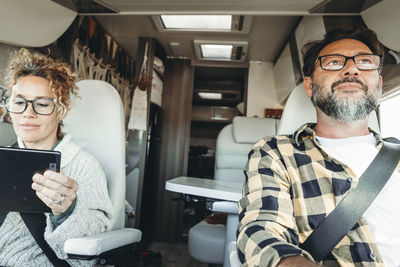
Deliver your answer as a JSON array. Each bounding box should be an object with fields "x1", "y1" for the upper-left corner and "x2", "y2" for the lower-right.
[{"x1": 0, "y1": 146, "x2": 61, "y2": 213}]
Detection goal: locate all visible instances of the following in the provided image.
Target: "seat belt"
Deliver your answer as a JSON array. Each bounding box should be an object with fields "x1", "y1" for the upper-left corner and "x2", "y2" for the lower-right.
[
  {"x1": 20, "y1": 213, "x2": 70, "y2": 267},
  {"x1": 300, "y1": 140, "x2": 400, "y2": 262}
]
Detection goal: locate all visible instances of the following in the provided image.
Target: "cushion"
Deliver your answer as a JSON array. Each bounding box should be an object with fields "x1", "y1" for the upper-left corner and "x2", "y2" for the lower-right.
[
  {"x1": 232, "y1": 116, "x2": 277, "y2": 143},
  {"x1": 188, "y1": 220, "x2": 225, "y2": 264}
]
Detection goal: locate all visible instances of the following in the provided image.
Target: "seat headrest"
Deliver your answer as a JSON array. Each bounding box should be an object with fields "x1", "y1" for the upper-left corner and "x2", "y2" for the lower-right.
[
  {"x1": 232, "y1": 116, "x2": 277, "y2": 143},
  {"x1": 277, "y1": 83, "x2": 380, "y2": 135},
  {"x1": 0, "y1": 122, "x2": 17, "y2": 146}
]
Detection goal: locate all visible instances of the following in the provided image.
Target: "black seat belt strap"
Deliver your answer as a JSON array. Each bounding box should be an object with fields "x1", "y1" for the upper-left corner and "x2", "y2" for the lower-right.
[
  {"x1": 300, "y1": 140, "x2": 400, "y2": 261},
  {"x1": 20, "y1": 213, "x2": 70, "y2": 267}
]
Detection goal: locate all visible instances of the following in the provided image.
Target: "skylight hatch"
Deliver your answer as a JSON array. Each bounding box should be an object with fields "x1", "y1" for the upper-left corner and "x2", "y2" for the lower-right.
[
  {"x1": 152, "y1": 15, "x2": 252, "y2": 33},
  {"x1": 194, "y1": 40, "x2": 248, "y2": 61}
]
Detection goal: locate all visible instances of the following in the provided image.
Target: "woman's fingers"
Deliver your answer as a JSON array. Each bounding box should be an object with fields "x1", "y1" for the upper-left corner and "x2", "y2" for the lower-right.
[
  {"x1": 32, "y1": 172, "x2": 78, "y2": 195},
  {"x1": 32, "y1": 171, "x2": 79, "y2": 215},
  {"x1": 36, "y1": 191, "x2": 71, "y2": 214},
  {"x1": 43, "y1": 170, "x2": 78, "y2": 189}
]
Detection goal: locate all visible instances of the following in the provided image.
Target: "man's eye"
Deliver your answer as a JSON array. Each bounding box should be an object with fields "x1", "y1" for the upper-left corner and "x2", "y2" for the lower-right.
[
  {"x1": 358, "y1": 58, "x2": 373, "y2": 64},
  {"x1": 327, "y1": 60, "x2": 341, "y2": 66}
]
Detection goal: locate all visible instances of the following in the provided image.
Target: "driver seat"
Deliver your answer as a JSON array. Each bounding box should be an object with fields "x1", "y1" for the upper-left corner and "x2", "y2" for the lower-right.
[{"x1": 229, "y1": 82, "x2": 380, "y2": 266}]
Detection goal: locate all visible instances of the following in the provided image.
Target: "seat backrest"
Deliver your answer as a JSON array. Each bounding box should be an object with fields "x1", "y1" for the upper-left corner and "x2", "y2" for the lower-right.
[
  {"x1": 0, "y1": 122, "x2": 17, "y2": 146},
  {"x1": 277, "y1": 83, "x2": 380, "y2": 135},
  {"x1": 214, "y1": 116, "x2": 278, "y2": 183},
  {"x1": 63, "y1": 80, "x2": 126, "y2": 230}
]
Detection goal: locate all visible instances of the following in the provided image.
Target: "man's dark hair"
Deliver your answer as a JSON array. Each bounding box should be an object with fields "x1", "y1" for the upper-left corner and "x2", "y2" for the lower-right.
[{"x1": 302, "y1": 27, "x2": 385, "y2": 77}]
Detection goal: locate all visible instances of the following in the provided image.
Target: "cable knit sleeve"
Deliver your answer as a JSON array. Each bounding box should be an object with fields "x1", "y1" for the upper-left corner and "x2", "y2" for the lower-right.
[{"x1": 44, "y1": 150, "x2": 114, "y2": 266}]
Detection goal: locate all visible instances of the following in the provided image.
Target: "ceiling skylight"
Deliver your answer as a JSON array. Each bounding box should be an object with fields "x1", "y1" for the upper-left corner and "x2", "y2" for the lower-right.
[
  {"x1": 194, "y1": 40, "x2": 248, "y2": 61},
  {"x1": 161, "y1": 15, "x2": 232, "y2": 30},
  {"x1": 200, "y1": 44, "x2": 233, "y2": 59},
  {"x1": 152, "y1": 15, "x2": 252, "y2": 33}
]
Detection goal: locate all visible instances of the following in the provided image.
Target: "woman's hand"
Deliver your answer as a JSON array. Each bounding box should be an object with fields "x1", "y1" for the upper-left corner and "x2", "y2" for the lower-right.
[{"x1": 32, "y1": 170, "x2": 79, "y2": 216}]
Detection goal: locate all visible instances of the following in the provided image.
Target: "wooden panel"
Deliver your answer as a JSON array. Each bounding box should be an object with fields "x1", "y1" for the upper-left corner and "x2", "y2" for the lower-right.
[{"x1": 153, "y1": 59, "x2": 194, "y2": 241}]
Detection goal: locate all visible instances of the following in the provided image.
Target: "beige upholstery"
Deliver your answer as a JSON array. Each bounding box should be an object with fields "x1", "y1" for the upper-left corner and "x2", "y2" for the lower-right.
[
  {"x1": 0, "y1": 122, "x2": 17, "y2": 146},
  {"x1": 62, "y1": 80, "x2": 141, "y2": 258}
]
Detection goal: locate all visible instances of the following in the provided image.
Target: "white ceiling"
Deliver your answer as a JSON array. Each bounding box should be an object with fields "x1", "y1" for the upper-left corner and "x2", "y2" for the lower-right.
[
  {"x1": 98, "y1": 0, "x2": 324, "y2": 15},
  {"x1": 93, "y1": 0, "x2": 368, "y2": 62},
  {"x1": 95, "y1": 15, "x2": 300, "y2": 62}
]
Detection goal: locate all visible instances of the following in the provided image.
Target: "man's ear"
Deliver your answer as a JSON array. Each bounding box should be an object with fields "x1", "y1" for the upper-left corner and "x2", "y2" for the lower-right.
[
  {"x1": 379, "y1": 75, "x2": 383, "y2": 89},
  {"x1": 303, "y1": 76, "x2": 313, "y2": 98}
]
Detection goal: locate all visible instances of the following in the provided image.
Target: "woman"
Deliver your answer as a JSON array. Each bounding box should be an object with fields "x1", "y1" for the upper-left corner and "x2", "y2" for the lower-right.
[{"x1": 0, "y1": 48, "x2": 113, "y2": 266}]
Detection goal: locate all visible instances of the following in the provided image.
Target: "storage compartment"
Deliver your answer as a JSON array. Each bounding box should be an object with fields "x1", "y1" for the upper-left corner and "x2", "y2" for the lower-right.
[{"x1": 191, "y1": 106, "x2": 239, "y2": 122}]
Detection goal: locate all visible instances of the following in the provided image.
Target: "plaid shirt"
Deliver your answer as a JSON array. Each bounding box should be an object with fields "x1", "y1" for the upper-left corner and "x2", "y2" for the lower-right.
[{"x1": 237, "y1": 123, "x2": 392, "y2": 267}]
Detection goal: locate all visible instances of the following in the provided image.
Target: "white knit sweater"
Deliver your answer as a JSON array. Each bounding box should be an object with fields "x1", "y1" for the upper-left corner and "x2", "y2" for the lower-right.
[{"x1": 0, "y1": 134, "x2": 114, "y2": 266}]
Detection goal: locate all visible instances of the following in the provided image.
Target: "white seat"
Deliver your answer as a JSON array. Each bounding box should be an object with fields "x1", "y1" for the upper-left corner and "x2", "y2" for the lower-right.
[
  {"x1": 62, "y1": 80, "x2": 141, "y2": 259},
  {"x1": 189, "y1": 116, "x2": 279, "y2": 267},
  {"x1": 0, "y1": 122, "x2": 17, "y2": 146},
  {"x1": 230, "y1": 83, "x2": 380, "y2": 266}
]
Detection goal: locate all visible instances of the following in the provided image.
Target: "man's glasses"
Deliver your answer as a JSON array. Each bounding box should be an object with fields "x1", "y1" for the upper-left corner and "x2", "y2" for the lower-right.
[
  {"x1": 4, "y1": 95, "x2": 57, "y2": 115},
  {"x1": 316, "y1": 54, "x2": 382, "y2": 71}
]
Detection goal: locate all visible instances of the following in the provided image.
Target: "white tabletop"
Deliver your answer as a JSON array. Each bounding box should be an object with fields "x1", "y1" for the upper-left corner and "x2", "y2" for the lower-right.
[{"x1": 165, "y1": 176, "x2": 243, "y2": 202}]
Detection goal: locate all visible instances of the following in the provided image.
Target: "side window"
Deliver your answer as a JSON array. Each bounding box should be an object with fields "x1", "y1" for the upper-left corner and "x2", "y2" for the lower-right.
[{"x1": 380, "y1": 93, "x2": 400, "y2": 139}]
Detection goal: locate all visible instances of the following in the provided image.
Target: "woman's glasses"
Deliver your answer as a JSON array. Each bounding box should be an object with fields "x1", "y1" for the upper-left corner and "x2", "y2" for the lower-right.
[{"x1": 4, "y1": 95, "x2": 57, "y2": 115}]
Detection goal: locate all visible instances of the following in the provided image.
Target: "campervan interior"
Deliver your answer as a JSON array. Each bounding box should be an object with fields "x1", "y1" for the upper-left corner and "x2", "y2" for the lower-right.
[{"x1": 1, "y1": 0, "x2": 400, "y2": 266}]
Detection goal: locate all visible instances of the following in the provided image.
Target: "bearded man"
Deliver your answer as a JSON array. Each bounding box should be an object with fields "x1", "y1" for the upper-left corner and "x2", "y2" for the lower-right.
[{"x1": 237, "y1": 27, "x2": 400, "y2": 267}]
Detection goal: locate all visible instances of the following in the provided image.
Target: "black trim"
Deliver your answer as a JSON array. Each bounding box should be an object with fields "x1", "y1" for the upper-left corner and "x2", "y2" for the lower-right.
[{"x1": 309, "y1": 0, "x2": 382, "y2": 13}]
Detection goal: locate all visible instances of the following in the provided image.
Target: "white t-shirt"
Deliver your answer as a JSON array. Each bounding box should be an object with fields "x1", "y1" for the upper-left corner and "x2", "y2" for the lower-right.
[{"x1": 317, "y1": 134, "x2": 400, "y2": 267}]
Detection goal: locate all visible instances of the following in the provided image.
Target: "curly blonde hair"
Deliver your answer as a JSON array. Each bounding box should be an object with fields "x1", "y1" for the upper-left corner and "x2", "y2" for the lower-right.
[{"x1": 6, "y1": 48, "x2": 78, "y2": 113}]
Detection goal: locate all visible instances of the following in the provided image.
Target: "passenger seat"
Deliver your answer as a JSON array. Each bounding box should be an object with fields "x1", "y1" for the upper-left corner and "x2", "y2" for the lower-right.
[{"x1": 188, "y1": 116, "x2": 279, "y2": 266}]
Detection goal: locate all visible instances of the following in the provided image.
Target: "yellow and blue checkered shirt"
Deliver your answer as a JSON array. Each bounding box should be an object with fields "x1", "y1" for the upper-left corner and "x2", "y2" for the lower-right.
[{"x1": 238, "y1": 123, "x2": 390, "y2": 267}]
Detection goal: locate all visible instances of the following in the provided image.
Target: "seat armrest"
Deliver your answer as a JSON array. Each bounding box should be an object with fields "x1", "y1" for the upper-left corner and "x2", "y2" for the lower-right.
[
  {"x1": 212, "y1": 201, "x2": 238, "y2": 214},
  {"x1": 64, "y1": 228, "x2": 141, "y2": 257},
  {"x1": 228, "y1": 241, "x2": 241, "y2": 267}
]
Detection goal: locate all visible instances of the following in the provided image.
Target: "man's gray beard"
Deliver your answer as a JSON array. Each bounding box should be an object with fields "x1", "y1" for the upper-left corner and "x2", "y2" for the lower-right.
[{"x1": 311, "y1": 79, "x2": 381, "y2": 123}]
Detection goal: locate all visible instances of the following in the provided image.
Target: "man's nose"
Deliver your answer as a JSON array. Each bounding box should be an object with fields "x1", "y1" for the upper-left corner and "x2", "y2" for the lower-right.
[{"x1": 341, "y1": 58, "x2": 359, "y2": 76}]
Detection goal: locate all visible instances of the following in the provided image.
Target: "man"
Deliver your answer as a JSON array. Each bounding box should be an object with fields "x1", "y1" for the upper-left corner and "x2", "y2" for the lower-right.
[{"x1": 237, "y1": 27, "x2": 400, "y2": 266}]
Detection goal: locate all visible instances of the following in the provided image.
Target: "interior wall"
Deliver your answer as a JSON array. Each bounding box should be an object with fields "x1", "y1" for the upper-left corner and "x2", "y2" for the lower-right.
[
  {"x1": 153, "y1": 58, "x2": 194, "y2": 242},
  {"x1": 246, "y1": 61, "x2": 280, "y2": 117},
  {"x1": 361, "y1": 0, "x2": 400, "y2": 52},
  {"x1": 272, "y1": 16, "x2": 327, "y2": 104},
  {"x1": 273, "y1": 44, "x2": 297, "y2": 104}
]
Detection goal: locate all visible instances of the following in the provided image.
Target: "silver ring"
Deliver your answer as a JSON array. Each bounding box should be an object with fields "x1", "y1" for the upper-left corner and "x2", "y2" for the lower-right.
[{"x1": 54, "y1": 195, "x2": 65, "y2": 205}]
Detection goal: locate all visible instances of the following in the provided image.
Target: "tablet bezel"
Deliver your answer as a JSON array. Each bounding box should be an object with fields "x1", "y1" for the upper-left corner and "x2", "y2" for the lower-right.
[{"x1": 0, "y1": 146, "x2": 61, "y2": 213}]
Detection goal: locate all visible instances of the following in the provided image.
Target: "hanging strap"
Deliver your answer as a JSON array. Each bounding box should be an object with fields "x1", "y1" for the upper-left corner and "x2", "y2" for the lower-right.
[
  {"x1": 139, "y1": 42, "x2": 148, "y2": 75},
  {"x1": 20, "y1": 213, "x2": 70, "y2": 267},
  {"x1": 300, "y1": 140, "x2": 400, "y2": 261}
]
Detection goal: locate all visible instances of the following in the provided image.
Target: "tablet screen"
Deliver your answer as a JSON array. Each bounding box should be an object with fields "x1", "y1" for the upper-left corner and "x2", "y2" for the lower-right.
[{"x1": 0, "y1": 146, "x2": 61, "y2": 213}]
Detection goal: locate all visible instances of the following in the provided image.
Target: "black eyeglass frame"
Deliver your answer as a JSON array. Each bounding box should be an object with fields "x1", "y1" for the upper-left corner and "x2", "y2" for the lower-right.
[
  {"x1": 315, "y1": 53, "x2": 383, "y2": 71},
  {"x1": 4, "y1": 95, "x2": 57, "y2": 115}
]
